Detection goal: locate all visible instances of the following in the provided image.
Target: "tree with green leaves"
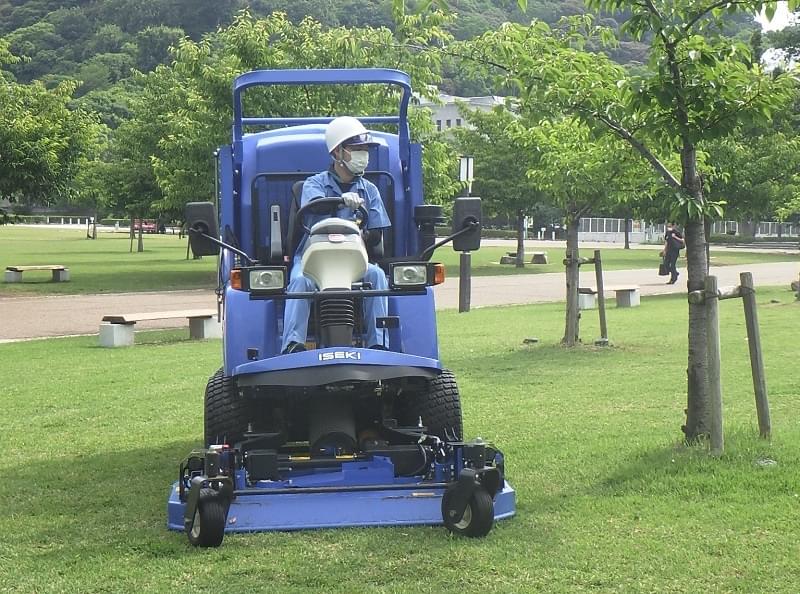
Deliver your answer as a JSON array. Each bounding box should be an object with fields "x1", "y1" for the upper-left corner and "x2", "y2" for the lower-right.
[
  {"x1": 520, "y1": 117, "x2": 652, "y2": 345},
  {"x1": 706, "y1": 129, "x2": 800, "y2": 236},
  {"x1": 458, "y1": 0, "x2": 798, "y2": 441},
  {"x1": 453, "y1": 105, "x2": 547, "y2": 268},
  {"x1": 0, "y1": 39, "x2": 102, "y2": 206},
  {"x1": 102, "y1": 9, "x2": 460, "y2": 229}
]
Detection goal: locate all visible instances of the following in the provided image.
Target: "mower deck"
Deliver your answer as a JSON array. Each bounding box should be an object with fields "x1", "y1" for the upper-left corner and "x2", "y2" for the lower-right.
[{"x1": 167, "y1": 456, "x2": 516, "y2": 533}]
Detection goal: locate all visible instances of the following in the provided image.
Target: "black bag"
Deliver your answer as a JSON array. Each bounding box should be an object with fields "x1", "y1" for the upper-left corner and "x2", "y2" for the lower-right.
[{"x1": 658, "y1": 260, "x2": 669, "y2": 276}]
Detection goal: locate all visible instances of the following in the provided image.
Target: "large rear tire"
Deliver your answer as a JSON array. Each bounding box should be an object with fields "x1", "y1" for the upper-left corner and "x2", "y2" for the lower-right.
[
  {"x1": 397, "y1": 369, "x2": 463, "y2": 440},
  {"x1": 204, "y1": 368, "x2": 248, "y2": 447}
]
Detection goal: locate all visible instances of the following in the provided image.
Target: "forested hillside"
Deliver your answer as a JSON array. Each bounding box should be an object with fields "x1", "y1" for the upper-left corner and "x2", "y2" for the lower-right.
[{"x1": 1, "y1": 0, "x2": 763, "y2": 100}]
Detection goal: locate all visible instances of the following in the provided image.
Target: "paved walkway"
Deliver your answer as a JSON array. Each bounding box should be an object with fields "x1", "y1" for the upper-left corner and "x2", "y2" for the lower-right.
[{"x1": 1, "y1": 261, "x2": 797, "y2": 342}]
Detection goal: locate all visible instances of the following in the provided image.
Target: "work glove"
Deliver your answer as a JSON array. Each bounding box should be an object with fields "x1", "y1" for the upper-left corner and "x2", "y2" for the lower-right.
[{"x1": 341, "y1": 192, "x2": 364, "y2": 210}]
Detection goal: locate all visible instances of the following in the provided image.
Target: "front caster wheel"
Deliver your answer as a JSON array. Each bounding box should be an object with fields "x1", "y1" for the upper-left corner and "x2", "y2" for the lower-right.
[
  {"x1": 186, "y1": 488, "x2": 227, "y2": 547},
  {"x1": 441, "y1": 486, "x2": 494, "y2": 537}
]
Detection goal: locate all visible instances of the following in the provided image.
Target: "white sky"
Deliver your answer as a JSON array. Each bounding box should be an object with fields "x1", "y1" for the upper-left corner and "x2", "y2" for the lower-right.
[{"x1": 756, "y1": 2, "x2": 795, "y2": 31}]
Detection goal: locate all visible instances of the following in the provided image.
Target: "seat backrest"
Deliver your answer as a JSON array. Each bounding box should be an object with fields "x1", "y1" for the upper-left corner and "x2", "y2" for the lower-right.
[{"x1": 285, "y1": 180, "x2": 305, "y2": 263}]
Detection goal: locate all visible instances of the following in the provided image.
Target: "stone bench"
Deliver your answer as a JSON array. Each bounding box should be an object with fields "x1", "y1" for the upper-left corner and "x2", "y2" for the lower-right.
[
  {"x1": 608, "y1": 286, "x2": 640, "y2": 308},
  {"x1": 5, "y1": 265, "x2": 70, "y2": 283},
  {"x1": 99, "y1": 309, "x2": 220, "y2": 347},
  {"x1": 501, "y1": 251, "x2": 549, "y2": 265},
  {"x1": 577, "y1": 287, "x2": 597, "y2": 310}
]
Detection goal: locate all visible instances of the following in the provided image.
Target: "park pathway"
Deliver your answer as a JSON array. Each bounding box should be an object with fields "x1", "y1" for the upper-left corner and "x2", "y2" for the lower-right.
[{"x1": 0, "y1": 261, "x2": 797, "y2": 342}]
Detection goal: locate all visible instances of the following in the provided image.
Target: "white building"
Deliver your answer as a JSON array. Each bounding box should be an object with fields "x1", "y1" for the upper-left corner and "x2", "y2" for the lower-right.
[{"x1": 418, "y1": 93, "x2": 506, "y2": 131}]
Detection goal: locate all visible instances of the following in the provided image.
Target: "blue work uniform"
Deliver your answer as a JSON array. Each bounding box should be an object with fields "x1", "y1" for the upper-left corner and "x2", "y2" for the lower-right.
[{"x1": 281, "y1": 170, "x2": 391, "y2": 351}]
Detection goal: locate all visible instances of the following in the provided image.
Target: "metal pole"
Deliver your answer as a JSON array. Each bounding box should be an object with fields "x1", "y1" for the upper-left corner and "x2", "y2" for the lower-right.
[
  {"x1": 706, "y1": 275, "x2": 724, "y2": 455},
  {"x1": 459, "y1": 252, "x2": 471, "y2": 313},
  {"x1": 740, "y1": 272, "x2": 771, "y2": 438},
  {"x1": 594, "y1": 249, "x2": 608, "y2": 345}
]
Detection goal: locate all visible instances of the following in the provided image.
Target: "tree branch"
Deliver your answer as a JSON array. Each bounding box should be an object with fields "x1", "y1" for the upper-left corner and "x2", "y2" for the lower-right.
[{"x1": 583, "y1": 108, "x2": 682, "y2": 190}]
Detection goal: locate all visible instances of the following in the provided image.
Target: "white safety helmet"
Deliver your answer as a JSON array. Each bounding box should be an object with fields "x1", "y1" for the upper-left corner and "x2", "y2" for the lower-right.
[{"x1": 325, "y1": 116, "x2": 378, "y2": 154}]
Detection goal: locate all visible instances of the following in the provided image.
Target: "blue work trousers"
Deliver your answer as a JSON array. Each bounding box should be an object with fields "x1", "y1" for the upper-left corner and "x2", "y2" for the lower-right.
[{"x1": 281, "y1": 262, "x2": 388, "y2": 351}]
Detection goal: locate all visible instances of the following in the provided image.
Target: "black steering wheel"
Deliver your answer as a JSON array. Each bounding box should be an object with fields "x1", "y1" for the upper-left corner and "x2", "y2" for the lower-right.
[{"x1": 295, "y1": 196, "x2": 369, "y2": 234}]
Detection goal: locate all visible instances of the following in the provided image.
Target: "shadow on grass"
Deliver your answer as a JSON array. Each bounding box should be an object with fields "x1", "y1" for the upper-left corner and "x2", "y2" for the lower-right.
[
  {"x1": 591, "y1": 429, "x2": 790, "y2": 499},
  {"x1": 7, "y1": 439, "x2": 204, "y2": 561}
]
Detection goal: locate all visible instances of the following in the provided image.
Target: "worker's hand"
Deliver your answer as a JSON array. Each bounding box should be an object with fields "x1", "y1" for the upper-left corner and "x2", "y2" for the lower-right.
[{"x1": 341, "y1": 192, "x2": 364, "y2": 210}]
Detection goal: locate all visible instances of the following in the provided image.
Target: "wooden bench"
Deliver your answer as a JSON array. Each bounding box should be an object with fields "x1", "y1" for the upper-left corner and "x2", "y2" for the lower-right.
[
  {"x1": 99, "y1": 309, "x2": 220, "y2": 347},
  {"x1": 5, "y1": 265, "x2": 70, "y2": 283},
  {"x1": 608, "y1": 285, "x2": 640, "y2": 308}
]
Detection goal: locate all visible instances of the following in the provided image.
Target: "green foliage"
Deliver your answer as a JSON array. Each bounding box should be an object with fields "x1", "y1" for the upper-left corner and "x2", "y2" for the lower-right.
[
  {"x1": 460, "y1": 3, "x2": 799, "y2": 221},
  {"x1": 0, "y1": 64, "x2": 103, "y2": 204},
  {"x1": 106, "y1": 10, "x2": 459, "y2": 217},
  {"x1": 454, "y1": 105, "x2": 546, "y2": 217}
]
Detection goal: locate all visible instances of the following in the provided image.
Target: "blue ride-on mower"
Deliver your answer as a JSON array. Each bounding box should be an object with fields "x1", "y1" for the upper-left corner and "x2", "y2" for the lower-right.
[{"x1": 168, "y1": 68, "x2": 516, "y2": 547}]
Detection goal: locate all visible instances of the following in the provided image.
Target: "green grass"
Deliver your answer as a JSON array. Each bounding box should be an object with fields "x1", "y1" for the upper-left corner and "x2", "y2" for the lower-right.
[
  {"x1": 0, "y1": 227, "x2": 216, "y2": 295},
  {"x1": 2, "y1": 288, "x2": 799, "y2": 593},
  {"x1": 2, "y1": 226, "x2": 798, "y2": 296}
]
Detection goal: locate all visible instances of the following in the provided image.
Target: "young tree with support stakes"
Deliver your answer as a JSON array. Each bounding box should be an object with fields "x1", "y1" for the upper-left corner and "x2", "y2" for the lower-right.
[
  {"x1": 460, "y1": 0, "x2": 799, "y2": 443},
  {"x1": 517, "y1": 117, "x2": 651, "y2": 345}
]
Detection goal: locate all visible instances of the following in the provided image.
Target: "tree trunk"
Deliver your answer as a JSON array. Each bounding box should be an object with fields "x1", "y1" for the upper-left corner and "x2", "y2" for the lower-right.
[
  {"x1": 704, "y1": 217, "x2": 711, "y2": 272},
  {"x1": 562, "y1": 217, "x2": 580, "y2": 346},
  {"x1": 137, "y1": 218, "x2": 144, "y2": 253},
  {"x1": 129, "y1": 220, "x2": 134, "y2": 253},
  {"x1": 683, "y1": 218, "x2": 710, "y2": 441},
  {"x1": 515, "y1": 209, "x2": 525, "y2": 268},
  {"x1": 676, "y1": 141, "x2": 711, "y2": 443}
]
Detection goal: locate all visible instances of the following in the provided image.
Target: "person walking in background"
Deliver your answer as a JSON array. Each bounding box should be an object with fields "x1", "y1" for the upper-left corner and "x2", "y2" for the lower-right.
[{"x1": 662, "y1": 222, "x2": 685, "y2": 284}]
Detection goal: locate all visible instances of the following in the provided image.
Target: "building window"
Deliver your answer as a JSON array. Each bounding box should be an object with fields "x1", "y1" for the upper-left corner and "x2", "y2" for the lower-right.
[
  {"x1": 446, "y1": 119, "x2": 451, "y2": 128},
  {"x1": 436, "y1": 120, "x2": 442, "y2": 131},
  {"x1": 456, "y1": 118, "x2": 462, "y2": 127}
]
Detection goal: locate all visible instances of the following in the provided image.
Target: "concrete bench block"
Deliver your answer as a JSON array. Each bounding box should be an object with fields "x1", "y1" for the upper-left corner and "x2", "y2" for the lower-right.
[
  {"x1": 615, "y1": 289, "x2": 640, "y2": 308},
  {"x1": 499, "y1": 256, "x2": 516, "y2": 265},
  {"x1": 189, "y1": 316, "x2": 222, "y2": 340},
  {"x1": 578, "y1": 293, "x2": 597, "y2": 310},
  {"x1": 530, "y1": 252, "x2": 548, "y2": 264},
  {"x1": 4, "y1": 270, "x2": 22, "y2": 283},
  {"x1": 99, "y1": 322, "x2": 134, "y2": 347},
  {"x1": 52, "y1": 268, "x2": 70, "y2": 282}
]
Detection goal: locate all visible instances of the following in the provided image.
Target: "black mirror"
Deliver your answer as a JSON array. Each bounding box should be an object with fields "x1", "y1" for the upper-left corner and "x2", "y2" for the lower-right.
[
  {"x1": 452, "y1": 197, "x2": 481, "y2": 252},
  {"x1": 185, "y1": 201, "x2": 219, "y2": 257}
]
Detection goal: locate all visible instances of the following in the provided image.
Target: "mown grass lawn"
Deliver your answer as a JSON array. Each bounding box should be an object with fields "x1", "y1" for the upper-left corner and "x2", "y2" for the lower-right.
[
  {"x1": 2, "y1": 226, "x2": 798, "y2": 295},
  {"x1": 1, "y1": 288, "x2": 798, "y2": 593}
]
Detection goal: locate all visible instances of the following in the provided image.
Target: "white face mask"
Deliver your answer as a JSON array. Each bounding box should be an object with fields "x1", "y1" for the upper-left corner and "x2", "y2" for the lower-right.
[{"x1": 343, "y1": 149, "x2": 369, "y2": 175}]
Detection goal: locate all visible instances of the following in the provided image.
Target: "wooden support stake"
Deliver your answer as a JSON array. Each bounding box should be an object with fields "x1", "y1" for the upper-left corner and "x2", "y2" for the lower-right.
[
  {"x1": 594, "y1": 249, "x2": 608, "y2": 345},
  {"x1": 706, "y1": 275, "x2": 724, "y2": 456},
  {"x1": 740, "y1": 272, "x2": 771, "y2": 438}
]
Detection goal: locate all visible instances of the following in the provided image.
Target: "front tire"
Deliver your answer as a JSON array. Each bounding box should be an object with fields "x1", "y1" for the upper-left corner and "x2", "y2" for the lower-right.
[
  {"x1": 441, "y1": 486, "x2": 494, "y2": 538},
  {"x1": 186, "y1": 488, "x2": 226, "y2": 547},
  {"x1": 204, "y1": 368, "x2": 248, "y2": 447}
]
